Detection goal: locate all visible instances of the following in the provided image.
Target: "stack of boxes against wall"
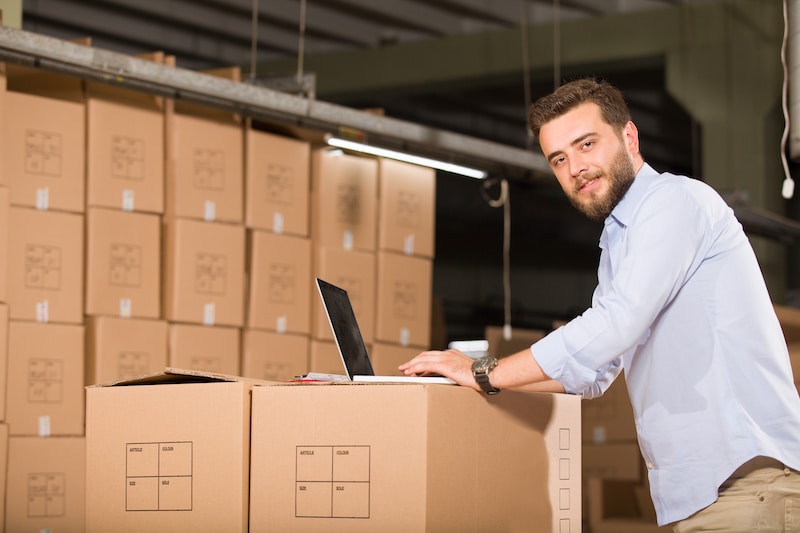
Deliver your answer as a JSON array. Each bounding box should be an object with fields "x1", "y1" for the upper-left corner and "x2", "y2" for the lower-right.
[{"x1": 0, "y1": 47, "x2": 436, "y2": 532}]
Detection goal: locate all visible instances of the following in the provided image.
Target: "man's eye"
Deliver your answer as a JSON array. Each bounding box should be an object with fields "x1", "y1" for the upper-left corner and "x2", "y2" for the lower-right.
[
  {"x1": 552, "y1": 157, "x2": 565, "y2": 166},
  {"x1": 582, "y1": 141, "x2": 593, "y2": 150}
]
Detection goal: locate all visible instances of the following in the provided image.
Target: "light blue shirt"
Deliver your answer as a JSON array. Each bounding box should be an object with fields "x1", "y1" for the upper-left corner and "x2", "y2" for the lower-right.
[{"x1": 533, "y1": 163, "x2": 800, "y2": 525}]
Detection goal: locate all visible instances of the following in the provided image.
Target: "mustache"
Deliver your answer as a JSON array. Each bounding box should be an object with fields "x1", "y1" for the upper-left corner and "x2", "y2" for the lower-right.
[{"x1": 575, "y1": 171, "x2": 602, "y2": 192}]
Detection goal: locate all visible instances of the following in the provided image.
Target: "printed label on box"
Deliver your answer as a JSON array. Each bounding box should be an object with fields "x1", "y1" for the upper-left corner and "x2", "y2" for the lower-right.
[
  {"x1": 336, "y1": 183, "x2": 361, "y2": 224},
  {"x1": 396, "y1": 191, "x2": 419, "y2": 228},
  {"x1": 296, "y1": 445, "x2": 370, "y2": 519},
  {"x1": 28, "y1": 358, "x2": 63, "y2": 403},
  {"x1": 194, "y1": 148, "x2": 225, "y2": 190},
  {"x1": 112, "y1": 136, "x2": 145, "y2": 181},
  {"x1": 118, "y1": 352, "x2": 150, "y2": 380},
  {"x1": 110, "y1": 243, "x2": 142, "y2": 287},
  {"x1": 195, "y1": 253, "x2": 226, "y2": 295},
  {"x1": 266, "y1": 164, "x2": 293, "y2": 205},
  {"x1": 27, "y1": 473, "x2": 66, "y2": 518},
  {"x1": 269, "y1": 264, "x2": 296, "y2": 304},
  {"x1": 126, "y1": 441, "x2": 193, "y2": 511},
  {"x1": 25, "y1": 244, "x2": 62, "y2": 290},
  {"x1": 392, "y1": 281, "x2": 416, "y2": 319},
  {"x1": 26, "y1": 130, "x2": 62, "y2": 177}
]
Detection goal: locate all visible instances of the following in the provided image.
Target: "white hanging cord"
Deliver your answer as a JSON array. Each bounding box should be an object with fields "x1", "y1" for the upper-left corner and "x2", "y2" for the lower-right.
[
  {"x1": 249, "y1": 0, "x2": 259, "y2": 80},
  {"x1": 481, "y1": 178, "x2": 512, "y2": 340},
  {"x1": 297, "y1": 0, "x2": 307, "y2": 87},
  {"x1": 781, "y1": 0, "x2": 795, "y2": 198}
]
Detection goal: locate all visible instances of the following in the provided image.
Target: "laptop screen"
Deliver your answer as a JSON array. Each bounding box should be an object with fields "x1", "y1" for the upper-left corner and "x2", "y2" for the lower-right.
[{"x1": 315, "y1": 278, "x2": 375, "y2": 379}]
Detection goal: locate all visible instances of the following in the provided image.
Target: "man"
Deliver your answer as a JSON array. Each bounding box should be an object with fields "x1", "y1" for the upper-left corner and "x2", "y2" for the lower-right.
[{"x1": 400, "y1": 77, "x2": 800, "y2": 530}]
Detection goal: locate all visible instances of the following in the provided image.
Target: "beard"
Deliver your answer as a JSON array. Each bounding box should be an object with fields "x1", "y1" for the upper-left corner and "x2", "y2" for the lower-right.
[{"x1": 567, "y1": 144, "x2": 637, "y2": 221}]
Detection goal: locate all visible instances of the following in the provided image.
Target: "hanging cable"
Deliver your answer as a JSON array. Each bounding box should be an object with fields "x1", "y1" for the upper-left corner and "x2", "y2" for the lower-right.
[
  {"x1": 249, "y1": 0, "x2": 259, "y2": 80},
  {"x1": 481, "y1": 178, "x2": 512, "y2": 340},
  {"x1": 781, "y1": 0, "x2": 795, "y2": 198}
]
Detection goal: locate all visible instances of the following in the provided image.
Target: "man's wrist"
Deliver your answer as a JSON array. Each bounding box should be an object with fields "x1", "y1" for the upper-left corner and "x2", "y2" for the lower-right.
[{"x1": 471, "y1": 355, "x2": 501, "y2": 395}]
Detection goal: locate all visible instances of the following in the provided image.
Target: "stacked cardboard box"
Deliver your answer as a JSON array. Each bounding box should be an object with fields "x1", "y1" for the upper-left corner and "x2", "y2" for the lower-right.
[{"x1": 84, "y1": 369, "x2": 582, "y2": 532}]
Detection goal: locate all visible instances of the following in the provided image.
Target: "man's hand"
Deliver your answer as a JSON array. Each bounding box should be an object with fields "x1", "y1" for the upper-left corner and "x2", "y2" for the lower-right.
[{"x1": 399, "y1": 349, "x2": 480, "y2": 391}]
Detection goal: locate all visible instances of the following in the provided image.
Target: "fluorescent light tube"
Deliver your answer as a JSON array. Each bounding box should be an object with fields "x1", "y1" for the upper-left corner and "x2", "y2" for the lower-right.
[{"x1": 325, "y1": 136, "x2": 488, "y2": 179}]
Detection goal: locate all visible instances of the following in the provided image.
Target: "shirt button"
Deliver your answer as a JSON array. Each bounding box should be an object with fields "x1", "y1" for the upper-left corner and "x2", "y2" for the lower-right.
[{"x1": 647, "y1": 462, "x2": 654, "y2": 469}]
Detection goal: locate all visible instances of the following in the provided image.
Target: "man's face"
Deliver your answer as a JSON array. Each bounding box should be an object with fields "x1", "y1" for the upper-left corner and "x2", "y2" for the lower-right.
[{"x1": 538, "y1": 102, "x2": 639, "y2": 221}]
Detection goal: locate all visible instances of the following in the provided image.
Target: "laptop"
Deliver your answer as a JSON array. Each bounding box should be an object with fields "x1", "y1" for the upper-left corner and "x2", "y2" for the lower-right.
[{"x1": 315, "y1": 278, "x2": 454, "y2": 385}]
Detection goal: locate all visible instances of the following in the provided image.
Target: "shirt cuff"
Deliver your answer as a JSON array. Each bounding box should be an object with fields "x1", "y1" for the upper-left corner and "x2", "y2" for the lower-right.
[{"x1": 531, "y1": 329, "x2": 599, "y2": 394}]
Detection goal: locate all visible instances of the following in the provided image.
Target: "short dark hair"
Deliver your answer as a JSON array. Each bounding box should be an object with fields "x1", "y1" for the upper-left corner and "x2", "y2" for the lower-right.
[{"x1": 528, "y1": 77, "x2": 632, "y2": 138}]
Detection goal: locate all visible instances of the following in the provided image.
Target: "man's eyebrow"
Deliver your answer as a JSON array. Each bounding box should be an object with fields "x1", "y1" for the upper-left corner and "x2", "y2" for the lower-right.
[{"x1": 545, "y1": 132, "x2": 596, "y2": 162}]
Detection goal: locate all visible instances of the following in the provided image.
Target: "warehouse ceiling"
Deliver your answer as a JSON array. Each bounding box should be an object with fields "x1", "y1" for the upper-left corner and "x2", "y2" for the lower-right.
[{"x1": 19, "y1": 0, "x2": 732, "y2": 339}]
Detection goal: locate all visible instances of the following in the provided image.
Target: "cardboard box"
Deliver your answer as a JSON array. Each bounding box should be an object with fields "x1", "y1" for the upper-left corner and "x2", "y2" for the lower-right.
[
  {"x1": 242, "y1": 329, "x2": 309, "y2": 382},
  {"x1": 312, "y1": 247, "x2": 376, "y2": 343},
  {"x1": 85, "y1": 207, "x2": 161, "y2": 318},
  {"x1": 311, "y1": 149, "x2": 377, "y2": 251},
  {"x1": 583, "y1": 443, "x2": 642, "y2": 482},
  {"x1": 377, "y1": 158, "x2": 435, "y2": 258},
  {"x1": 86, "y1": 96, "x2": 164, "y2": 213},
  {"x1": 247, "y1": 230, "x2": 312, "y2": 334},
  {"x1": 7, "y1": 321, "x2": 85, "y2": 436},
  {"x1": 168, "y1": 323, "x2": 241, "y2": 375},
  {"x1": 309, "y1": 339, "x2": 350, "y2": 376},
  {"x1": 0, "y1": 187, "x2": 8, "y2": 303},
  {"x1": 0, "y1": 424, "x2": 6, "y2": 528},
  {"x1": 8, "y1": 207, "x2": 84, "y2": 323},
  {"x1": 85, "y1": 316, "x2": 169, "y2": 386},
  {"x1": 375, "y1": 251, "x2": 432, "y2": 348},
  {"x1": 789, "y1": 341, "x2": 800, "y2": 392},
  {"x1": 370, "y1": 342, "x2": 423, "y2": 376},
  {"x1": 587, "y1": 478, "x2": 667, "y2": 532},
  {"x1": 167, "y1": 113, "x2": 243, "y2": 224},
  {"x1": 485, "y1": 325, "x2": 547, "y2": 358},
  {"x1": 249, "y1": 384, "x2": 582, "y2": 532},
  {"x1": 582, "y1": 376, "x2": 637, "y2": 444},
  {"x1": 776, "y1": 304, "x2": 800, "y2": 343},
  {"x1": 6, "y1": 436, "x2": 86, "y2": 533},
  {"x1": 85, "y1": 369, "x2": 271, "y2": 532},
  {"x1": 245, "y1": 128, "x2": 310, "y2": 236},
  {"x1": 0, "y1": 305, "x2": 7, "y2": 421},
  {"x1": 3, "y1": 90, "x2": 86, "y2": 212},
  {"x1": 163, "y1": 218, "x2": 246, "y2": 327}
]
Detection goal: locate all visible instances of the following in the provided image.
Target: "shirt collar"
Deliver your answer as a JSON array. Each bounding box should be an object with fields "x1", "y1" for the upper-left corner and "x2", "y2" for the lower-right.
[{"x1": 606, "y1": 162, "x2": 659, "y2": 229}]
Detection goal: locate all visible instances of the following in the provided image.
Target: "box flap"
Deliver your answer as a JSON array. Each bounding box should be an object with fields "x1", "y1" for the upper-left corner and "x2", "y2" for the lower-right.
[{"x1": 88, "y1": 367, "x2": 275, "y2": 388}]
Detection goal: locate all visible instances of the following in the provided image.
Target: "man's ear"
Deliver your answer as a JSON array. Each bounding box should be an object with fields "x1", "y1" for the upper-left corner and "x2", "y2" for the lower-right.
[{"x1": 624, "y1": 121, "x2": 640, "y2": 155}]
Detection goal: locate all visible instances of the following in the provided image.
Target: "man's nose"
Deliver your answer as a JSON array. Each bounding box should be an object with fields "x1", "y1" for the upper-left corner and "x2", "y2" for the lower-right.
[{"x1": 568, "y1": 154, "x2": 588, "y2": 177}]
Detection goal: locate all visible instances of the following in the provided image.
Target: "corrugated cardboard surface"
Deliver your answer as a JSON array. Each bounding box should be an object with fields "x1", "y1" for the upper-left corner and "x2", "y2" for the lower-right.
[
  {"x1": 245, "y1": 128, "x2": 310, "y2": 236},
  {"x1": 377, "y1": 158, "x2": 435, "y2": 258},
  {"x1": 0, "y1": 187, "x2": 7, "y2": 303},
  {"x1": 3, "y1": 90, "x2": 86, "y2": 212},
  {"x1": 85, "y1": 207, "x2": 161, "y2": 318},
  {"x1": 0, "y1": 305, "x2": 7, "y2": 422},
  {"x1": 168, "y1": 113, "x2": 243, "y2": 224},
  {"x1": 311, "y1": 149, "x2": 378, "y2": 252},
  {"x1": 6, "y1": 436, "x2": 86, "y2": 533},
  {"x1": 250, "y1": 383, "x2": 581, "y2": 532},
  {"x1": 241, "y1": 329, "x2": 309, "y2": 382},
  {"x1": 247, "y1": 230, "x2": 312, "y2": 334},
  {"x1": 0, "y1": 424, "x2": 6, "y2": 528},
  {"x1": 312, "y1": 246, "x2": 376, "y2": 343},
  {"x1": 86, "y1": 96, "x2": 165, "y2": 213},
  {"x1": 162, "y1": 218, "x2": 246, "y2": 327},
  {"x1": 7, "y1": 321, "x2": 84, "y2": 436},
  {"x1": 85, "y1": 370, "x2": 270, "y2": 532},
  {"x1": 85, "y1": 316, "x2": 168, "y2": 386},
  {"x1": 370, "y1": 342, "x2": 424, "y2": 376},
  {"x1": 167, "y1": 323, "x2": 241, "y2": 375},
  {"x1": 375, "y1": 251, "x2": 432, "y2": 347},
  {"x1": 8, "y1": 207, "x2": 84, "y2": 324}
]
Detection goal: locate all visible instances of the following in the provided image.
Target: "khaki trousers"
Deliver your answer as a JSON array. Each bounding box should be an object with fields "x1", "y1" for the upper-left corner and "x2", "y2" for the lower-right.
[{"x1": 673, "y1": 457, "x2": 800, "y2": 532}]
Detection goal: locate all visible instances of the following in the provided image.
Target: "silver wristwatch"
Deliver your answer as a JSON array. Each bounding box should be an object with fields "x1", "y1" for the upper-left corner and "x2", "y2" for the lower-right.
[{"x1": 471, "y1": 355, "x2": 501, "y2": 395}]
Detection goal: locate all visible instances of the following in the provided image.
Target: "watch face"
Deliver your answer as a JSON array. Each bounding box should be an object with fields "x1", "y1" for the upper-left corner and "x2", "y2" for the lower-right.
[{"x1": 473, "y1": 356, "x2": 496, "y2": 374}]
